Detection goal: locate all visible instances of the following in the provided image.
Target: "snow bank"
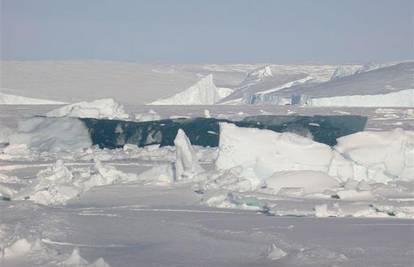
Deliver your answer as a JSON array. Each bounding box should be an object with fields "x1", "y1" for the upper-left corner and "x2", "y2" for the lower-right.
[
  {"x1": 47, "y1": 98, "x2": 129, "y2": 119},
  {"x1": 216, "y1": 123, "x2": 333, "y2": 182},
  {"x1": 8, "y1": 117, "x2": 91, "y2": 152},
  {"x1": 335, "y1": 128, "x2": 414, "y2": 182},
  {"x1": 307, "y1": 89, "x2": 414, "y2": 107},
  {"x1": 149, "y1": 74, "x2": 226, "y2": 105},
  {"x1": 174, "y1": 129, "x2": 204, "y2": 181},
  {"x1": 265, "y1": 171, "x2": 339, "y2": 195},
  {"x1": 0, "y1": 91, "x2": 64, "y2": 105}
]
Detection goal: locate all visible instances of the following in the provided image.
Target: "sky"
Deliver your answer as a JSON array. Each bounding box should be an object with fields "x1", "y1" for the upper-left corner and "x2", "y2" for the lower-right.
[{"x1": 1, "y1": 0, "x2": 413, "y2": 64}]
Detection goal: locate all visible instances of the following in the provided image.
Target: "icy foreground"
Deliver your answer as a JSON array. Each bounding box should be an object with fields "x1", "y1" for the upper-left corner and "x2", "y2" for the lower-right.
[{"x1": 1, "y1": 105, "x2": 414, "y2": 266}]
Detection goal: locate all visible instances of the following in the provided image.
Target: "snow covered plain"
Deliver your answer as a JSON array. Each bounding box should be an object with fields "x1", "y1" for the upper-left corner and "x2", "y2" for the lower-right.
[{"x1": 1, "y1": 61, "x2": 414, "y2": 266}]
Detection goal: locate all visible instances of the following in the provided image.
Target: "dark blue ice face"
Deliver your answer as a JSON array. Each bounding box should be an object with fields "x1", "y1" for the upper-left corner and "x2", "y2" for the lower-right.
[{"x1": 80, "y1": 115, "x2": 367, "y2": 149}]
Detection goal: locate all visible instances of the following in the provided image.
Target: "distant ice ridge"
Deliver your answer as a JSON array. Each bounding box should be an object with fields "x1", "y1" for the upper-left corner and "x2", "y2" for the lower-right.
[
  {"x1": 149, "y1": 74, "x2": 233, "y2": 105},
  {"x1": 0, "y1": 91, "x2": 65, "y2": 105},
  {"x1": 239, "y1": 61, "x2": 414, "y2": 106},
  {"x1": 307, "y1": 89, "x2": 414, "y2": 107},
  {"x1": 47, "y1": 98, "x2": 129, "y2": 119}
]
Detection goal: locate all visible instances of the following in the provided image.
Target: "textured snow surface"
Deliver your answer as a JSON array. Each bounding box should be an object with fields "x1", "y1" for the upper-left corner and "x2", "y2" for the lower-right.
[
  {"x1": 150, "y1": 74, "x2": 231, "y2": 105},
  {"x1": 47, "y1": 98, "x2": 129, "y2": 119}
]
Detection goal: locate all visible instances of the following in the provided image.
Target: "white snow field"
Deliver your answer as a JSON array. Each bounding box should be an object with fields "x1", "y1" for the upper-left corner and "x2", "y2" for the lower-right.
[
  {"x1": 1, "y1": 61, "x2": 414, "y2": 267},
  {"x1": 0, "y1": 91, "x2": 65, "y2": 105}
]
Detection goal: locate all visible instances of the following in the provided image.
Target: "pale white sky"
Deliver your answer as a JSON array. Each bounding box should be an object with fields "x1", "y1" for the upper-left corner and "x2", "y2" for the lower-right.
[{"x1": 1, "y1": 0, "x2": 413, "y2": 63}]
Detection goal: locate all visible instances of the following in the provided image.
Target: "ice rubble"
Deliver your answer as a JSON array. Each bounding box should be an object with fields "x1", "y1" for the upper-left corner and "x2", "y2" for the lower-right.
[
  {"x1": 149, "y1": 74, "x2": 232, "y2": 105},
  {"x1": 200, "y1": 123, "x2": 414, "y2": 216},
  {"x1": 8, "y1": 117, "x2": 92, "y2": 152},
  {"x1": 13, "y1": 159, "x2": 137, "y2": 205},
  {"x1": 47, "y1": 98, "x2": 129, "y2": 119},
  {"x1": 0, "y1": 91, "x2": 65, "y2": 105},
  {"x1": 307, "y1": 89, "x2": 414, "y2": 107}
]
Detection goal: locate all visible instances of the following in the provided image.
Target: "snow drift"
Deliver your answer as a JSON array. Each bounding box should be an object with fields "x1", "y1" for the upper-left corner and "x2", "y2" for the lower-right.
[{"x1": 47, "y1": 98, "x2": 129, "y2": 119}]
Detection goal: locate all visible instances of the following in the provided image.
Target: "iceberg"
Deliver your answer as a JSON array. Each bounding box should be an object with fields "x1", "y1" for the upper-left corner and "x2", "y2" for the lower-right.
[{"x1": 149, "y1": 74, "x2": 230, "y2": 105}]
